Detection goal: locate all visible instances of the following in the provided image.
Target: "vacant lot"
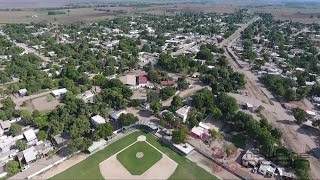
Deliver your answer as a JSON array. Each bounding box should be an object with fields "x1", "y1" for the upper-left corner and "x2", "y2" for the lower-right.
[{"x1": 51, "y1": 131, "x2": 218, "y2": 180}]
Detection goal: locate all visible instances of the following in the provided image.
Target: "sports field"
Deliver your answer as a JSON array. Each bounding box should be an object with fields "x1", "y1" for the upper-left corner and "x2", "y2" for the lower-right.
[
  {"x1": 116, "y1": 141, "x2": 162, "y2": 175},
  {"x1": 51, "y1": 131, "x2": 218, "y2": 180}
]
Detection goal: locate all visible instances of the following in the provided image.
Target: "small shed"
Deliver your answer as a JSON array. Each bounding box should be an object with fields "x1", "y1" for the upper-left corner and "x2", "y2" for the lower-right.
[
  {"x1": 91, "y1": 115, "x2": 106, "y2": 128},
  {"x1": 18, "y1": 89, "x2": 27, "y2": 96}
]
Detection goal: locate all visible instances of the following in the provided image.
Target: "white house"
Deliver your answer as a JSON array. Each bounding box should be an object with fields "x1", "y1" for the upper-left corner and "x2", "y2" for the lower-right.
[
  {"x1": 22, "y1": 146, "x2": 37, "y2": 164},
  {"x1": 51, "y1": 88, "x2": 67, "y2": 98},
  {"x1": 91, "y1": 115, "x2": 106, "y2": 128},
  {"x1": 23, "y1": 129, "x2": 37, "y2": 143},
  {"x1": 109, "y1": 110, "x2": 127, "y2": 120},
  {"x1": 175, "y1": 106, "x2": 191, "y2": 123}
]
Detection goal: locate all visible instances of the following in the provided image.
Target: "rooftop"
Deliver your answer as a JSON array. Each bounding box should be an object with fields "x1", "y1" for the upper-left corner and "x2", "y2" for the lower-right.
[
  {"x1": 23, "y1": 146, "x2": 37, "y2": 163},
  {"x1": 23, "y1": 129, "x2": 37, "y2": 142}
]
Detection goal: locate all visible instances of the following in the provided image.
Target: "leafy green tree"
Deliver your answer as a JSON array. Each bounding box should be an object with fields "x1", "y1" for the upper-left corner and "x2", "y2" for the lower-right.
[
  {"x1": 68, "y1": 116, "x2": 91, "y2": 138},
  {"x1": 5, "y1": 160, "x2": 20, "y2": 176},
  {"x1": 216, "y1": 93, "x2": 238, "y2": 117},
  {"x1": 172, "y1": 126, "x2": 188, "y2": 144},
  {"x1": 292, "y1": 107, "x2": 307, "y2": 124},
  {"x1": 9, "y1": 123, "x2": 22, "y2": 136},
  {"x1": 150, "y1": 100, "x2": 161, "y2": 113},
  {"x1": 118, "y1": 113, "x2": 138, "y2": 126},
  {"x1": 37, "y1": 130, "x2": 48, "y2": 141},
  {"x1": 93, "y1": 123, "x2": 113, "y2": 140},
  {"x1": 177, "y1": 77, "x2": 189, "y2": 90},
  {"x1": 160, "y1": 86, "x2": 176, "y2": 100},
  {"x1": 209, "y1": 129, "x2": 220, "y2": 139},
  {"x1": 170, "y1": 96, "x2": 183, "y2": 111},
  {"x1": 15, "y1": 140, "x2": 27, "y2": 151},
  {"x1": 67, "y1": 137, "x2": 93, "y2": 154}
]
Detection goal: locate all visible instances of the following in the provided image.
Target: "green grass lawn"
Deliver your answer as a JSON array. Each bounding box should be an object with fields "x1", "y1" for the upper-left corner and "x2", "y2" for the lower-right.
[
  {"x1": 116, "y1": 141, "x2": 162, "y2": 175},
  {"x1": 51, "y1": 131, "x2": 218, "y2": 180}
]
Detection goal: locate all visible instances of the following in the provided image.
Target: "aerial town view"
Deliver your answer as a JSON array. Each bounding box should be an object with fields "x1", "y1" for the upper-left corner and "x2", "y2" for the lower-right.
[{"x1": 0, "y1": 0, "x2": 319, "y2": 179}]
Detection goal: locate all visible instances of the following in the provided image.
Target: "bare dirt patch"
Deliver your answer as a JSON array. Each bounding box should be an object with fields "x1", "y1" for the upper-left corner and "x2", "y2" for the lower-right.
[{"x1": 30, "y1": 95, "x2": 60, "y2": 111}]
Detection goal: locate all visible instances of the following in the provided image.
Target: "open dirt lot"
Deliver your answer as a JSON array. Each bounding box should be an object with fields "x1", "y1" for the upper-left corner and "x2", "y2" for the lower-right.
[{"x1": 30, "y1": 95, "x2": 60, "y2": 111}]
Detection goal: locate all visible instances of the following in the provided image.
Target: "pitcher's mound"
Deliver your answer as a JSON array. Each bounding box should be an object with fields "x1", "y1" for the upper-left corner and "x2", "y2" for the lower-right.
[
  {"x1": 99, "y1": 155, "x2": 177, "y2": 179},
  {"x1": 136, "y1": 152, "x2": 144, "y2": 158}
]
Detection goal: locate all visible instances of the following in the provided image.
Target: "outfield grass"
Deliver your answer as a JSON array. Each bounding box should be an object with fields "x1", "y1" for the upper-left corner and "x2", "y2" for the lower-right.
[
  {"x1": 116, "y1": 141, "x2": 162, "y2": 175},
  {"x1": 51, "y1": 131, "x2": 218, "y2": 180}
]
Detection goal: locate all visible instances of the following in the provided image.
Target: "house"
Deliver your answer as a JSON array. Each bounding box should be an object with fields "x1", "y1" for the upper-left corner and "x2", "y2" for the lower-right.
[
  {"x1": 175, "y1": 106, "x2": 191, "y2": 123},
  {"x1": 23, "y1": 129, "x2": 37, "y2": 143},
  {"x1": 0, "y1": 149, "x2": 17, "y2": 165},
  {"x1": 34, "y1": 140, "x2": 54, "y2": 157},
  {"x1": 91, "y1": 115, "x2": 107, "y2": 128},
  {"x1": 77, "y1": 90, "x2": 95, "y2": 103},
  {"x1": 18, "y1": 88, "x2": 27, "y2": 96},
  {"x1": 0, "y1": 121, "x2": 11, "y2": 132},
  {"x1": 137, "y1": 75, "x2": 148, "y2": 87},
  {"x1": 109, "y1": 110, "x2": 127, "y2": 120},
  {"x1": 242, "y1": 149, "x2": 265, "y2": 167},
  {"x1": 306, "y1": 110, "x2": 316, "y2": 118},
  {"x1": 51, "y1": 88, "x2": 67, "y2": 98},
  {"x1": 119, "y1": 75, "x2": 137, "y2": 87},
  {"x1": 52, "y1": 132, "x2": 70, "y2": 148},
  {"x1": 22, "y1": 146, "x2": 37, "y2": 164},
  {"x1": 190, "y1": 126, "x2": 209, "y2": 140},
  {"x1": 258, "y1": 162, "x2": 276, "y2": 177}
]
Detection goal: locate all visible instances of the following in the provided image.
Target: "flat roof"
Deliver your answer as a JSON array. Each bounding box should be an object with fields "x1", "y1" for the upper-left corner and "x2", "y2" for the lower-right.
[
  {"x1": 91, "y1": 115, "x2": 106, "y2": 124},
  {"x1": 51, "y1": 88, "x2": 67, "y2": 96},
  {"x1": 23, "y1": 146, "x2": 36, "y2": 163},
  {"x1": 173, "y1": 143, "x2": 194, "y2": 155},
  {"x1": 23, "y1": 129, "x2": 37, "y2": 142}
]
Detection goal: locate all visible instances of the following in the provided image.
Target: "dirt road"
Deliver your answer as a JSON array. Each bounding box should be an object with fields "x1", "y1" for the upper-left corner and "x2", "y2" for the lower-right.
[
  {"x1": 11, "y1": 89, "x2": 54, "y2": 106},
  {"x1": 222, "y1": 18, "x2": 320, "y2": 179}
]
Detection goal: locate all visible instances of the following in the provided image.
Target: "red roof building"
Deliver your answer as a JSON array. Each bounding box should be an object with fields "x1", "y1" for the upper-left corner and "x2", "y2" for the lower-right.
[{"x1": 137, "y1": 75, "x2": 148, "y2": 85}]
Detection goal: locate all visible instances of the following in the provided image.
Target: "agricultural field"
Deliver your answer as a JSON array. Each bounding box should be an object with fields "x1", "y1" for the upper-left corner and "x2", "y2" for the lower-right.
[{"x1": 51, "y1": 131, "x2": 218, "y2": 180}]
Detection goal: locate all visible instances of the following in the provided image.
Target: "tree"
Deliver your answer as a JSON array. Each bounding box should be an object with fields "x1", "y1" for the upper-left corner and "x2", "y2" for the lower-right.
[
  {"x1": 209, "y1": 129, "x2": 220, "y2": 139},
  {"x1": 37, "y1": 130, "x2": 48, "y2": 140},
  {"x1": 67, "y1": 137, "x2": 92, "y2": 154},
  {"x1": 177, "y1": 77, "x2": 189, "y2": 90},
  {"x1": 5, "y1": 160, "x2": 20, "y2": 176},
  {"x1": 170, "y1": 96, "x2": 183, "y2": 111},
  {"x1": 9, "y1": 123, "x2": 22, "y2": 136},
  {"x1": 68, "y1": 116, "x2": 90, "y2": 138},
  {"x1": 93, "y1": 123, "x2": 113, "y2": 140},
  {"x1": 118, "y1": 113, "x2": 138, "y2": 126},
  {"x1": 15, "y1": 140, "x2": 27, "y2": 151},
  {"x1": 150, "y1": 100, "x2": 161, "y2": 113},
  {"x1": 129, "y1": 99, "x2": 141, "y2": 107},
  {"x1": 172, "y1": 126, "x2": 188, "y2": 144},
  {"x1": 216, "y1": 93, "x2": 238, "y2": 117},
  {"x1": 292, "y1": 107, "x2": 307, "y2": 124},
  {"x1": 160, "y1": 86, "x2": 176, "y2": 100}
]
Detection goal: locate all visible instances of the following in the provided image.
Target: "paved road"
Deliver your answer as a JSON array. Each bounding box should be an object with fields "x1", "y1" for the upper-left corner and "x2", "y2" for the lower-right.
[{"x1": 222, "y1": 17, "x2": 320, "y2": 179}]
